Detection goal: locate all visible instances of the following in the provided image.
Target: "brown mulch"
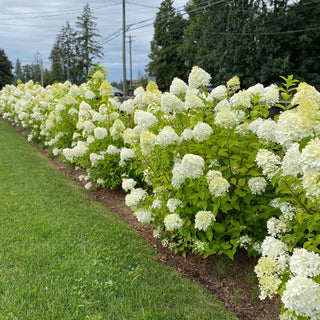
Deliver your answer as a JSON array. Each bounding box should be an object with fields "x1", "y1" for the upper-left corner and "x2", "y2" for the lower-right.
[{"x1": 4, "y1": 118, "x2": 281, "y2": 320}]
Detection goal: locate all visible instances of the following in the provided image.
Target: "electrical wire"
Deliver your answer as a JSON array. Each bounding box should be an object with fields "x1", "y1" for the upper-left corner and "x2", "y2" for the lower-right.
[{"x1": 0, "y1": 3, "x2": 121, "y2": 20}]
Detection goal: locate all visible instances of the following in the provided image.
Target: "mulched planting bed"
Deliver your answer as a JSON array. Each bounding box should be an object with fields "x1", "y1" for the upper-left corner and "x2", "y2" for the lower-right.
[{"x1": 4, "y1": 118, "x2": 281, "y2": 320}]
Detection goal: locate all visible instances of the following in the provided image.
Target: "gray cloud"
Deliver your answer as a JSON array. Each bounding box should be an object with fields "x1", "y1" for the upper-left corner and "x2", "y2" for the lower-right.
[{"x1": 0, "y1": 0, "x2": 187, "y2": 83}]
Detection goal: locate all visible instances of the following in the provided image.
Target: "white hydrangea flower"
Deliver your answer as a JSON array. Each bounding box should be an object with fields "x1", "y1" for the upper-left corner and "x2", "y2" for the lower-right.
[
  {"x1": 255, "y1": 149, "x2": 281, "y2": 180},
  {"x1": 166, "y1": 198, "x2": 183, "y2": 213},
  {"x1": 193, "y1": 122, "x2": 213, "y2": 142},
  {"x1": 303, "y1": 170, "x2": 320, "y2": 199},
  {"x1": 96, "y1": 178, "x2": 104, "y2": 185},
  {"x1": 301, "y1": 137, "x2": 320, "y2": 174},
  {"x1": 119, "y1": 99, "x2": 135, "y2": 114},
  {"x1": 274, "y1": 109, "x2": 320, "y2": 147},
  {"x1": 208, "y1": 176, "x2": 230, "y2": 197},
  {"x1": 134, "y1": 110, "x2": 158, "y2": 130},
  {"x1": 122, "y1": 178, "x2": 137, "y2": 192},
  {"x1": 52, "y1": 148, "x2": 61, "y2": 156},
  {"x1": 157, "y1": 126, "x2": 180, "y2": 147},
  {"x1": 73, "y1": 143, "x2": 89, "y2": 158},
  {"x1": 90, "y1": 152, "x2": 104, "y2": 167},
  {"x1": 214, "y1": 108, "x2": 245, "y2": 129},
  {"x1": 134, "y1": 86, "x2": 144, "y2": 96},
  {"x1": 282, "y1": 276, "x2": 320, "y2": 320},
  {"x1": 122, "y1": 128, "x2": 139, "y2": 145},
  {"x1": 281, "y1": 143, "x2": 302, "y2": 177},
  {"x1": 153, "y1": 226, "x2": 162, "y2": 238},
  {"x1": 110, "y1": 119, "x2": 125, "y2": 140},
  {"x1": 134, "y1": 209, "x2": 153, "y2": 224},
  {"x1": 267, "y1": 217, "x2": 287, "y2": 237},
  {"x1": 62, "y1": 148, "x2": 75, "y2": 162},
  {"x1": 140, "y1": 130, "x2": 158, "y2": 155},
  {"x1": 206, "y1": 170, "x2": 222, "y2": 183},
  {"x1": 185, "y1": 93, "x2": 205, "y2": 110},
  {"x1": 160, "y1": 92, "x2": 184, "y2": 113},
  {"x1": 180, "y1": 128, "x2": 194, "y2": 141},
  {"x1": 208, "y1": 85, "x2": 227, "y2": 101},
  {"x1": 255, "y1": 256, "x2": 285, "y2": 299},
  {"x1": 248, "y1": 177, "x2": 268, "y2": 195},
  {"x1": 169, "y1": 77, "x2": 188, "y2": 96},
  {"x1": 181, "y1": 154, "x2": 205, "y2": 180},
  {"x1": 238, "y1": 235, "x2": 252, "y2": 249},
  {"x1": 234, "y1": 122, "x2": 250, "y2": 136},
  {"x1": 120, "y1": 147, "x2": 136, "y2": 165},
  {"x1": 247, "y1": 83, "x2": 265, "y2": 98},
  {"x1": 94, "y1": 127, "x2": 108, "y2": 140},
  {"x1": 215, "y1": 99, "x2": 231, "y2": 112},
  {"x1": 188, "y1": 66, "x2": 211, "y2": 89},
  {"x1": 255, "y1": 118, "x2": 278, "y2": 143},
  {"x1": 195, "y1": 211, "x2": 215, "y2": 231},
  {"x1": 106, "y1": 144, "x2": 120, "y2": 155},
  {"x1": 230, "y1": 90, "x2": 251, "y2": 108},
  {"x1": 125, "y1": 188, "x2": 147, "y2": 207},
  {"x1": 289, "y1": 248, "x2": 320, "y2": 278},
  {"x1": 261, "y1": 236, "x2": 288, "y2": 265},
  {"x1": 227, "y1": 76, "x2": 240, "y2": 91},
  {"x1": 279, "y1": 311, "x2": 298, "y2": 320},
  {"x1": 171, "y1": 161, "x2": 186, "y2": 189},
  {"x1": 84, "y1": 89, "x2": 95, "y2": 100},
  {"x1": 84, "y1": 182, "x2": 93, "y2": 190},
  {"x1": 82, "y1": 120, "x2": 96, "y2": 135},
  {"x1": 270, "y1": 199, "x2": 297, "y2": 222},
  {"x1": 99, "y1": 81, "x2": 113, "y2": 96},
  {"x1": 164, "y1": 213, "x2": 183, "y2": 231},
  {"x1": 261, "y1": 84, "x2": 279, "y2": 106},
  {"x1": 152, "y1": 198, "x2": 163, "y2": 210}
]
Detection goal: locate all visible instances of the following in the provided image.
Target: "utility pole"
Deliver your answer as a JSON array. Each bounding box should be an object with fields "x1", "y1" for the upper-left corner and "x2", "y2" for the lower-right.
[
  {"x1": 128, "y1": 35, "x2": 135, "y2": 92},
  {"x1": 122, "y1": 0, "x2": 127, "y2": 98},
  {"x1": 40, "y1": 60, "x2": 44, "y2": 87}
]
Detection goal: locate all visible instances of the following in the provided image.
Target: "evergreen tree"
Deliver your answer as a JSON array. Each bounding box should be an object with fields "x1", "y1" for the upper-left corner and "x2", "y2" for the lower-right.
[
  {"x1": 14, "y1": 58, "x2": 23, "y2": 82},
  {"x1": 146, "y1": 0, "x2": 188, "y2": 88},
  {"x1": 58, "y1": 21, "x2": 77, "y2": 81},
  {"x1": 22, "y1": 64, "x2": 32, "y2": 82},
  {"x1": 32, "y1": 51, "x2": 43, "y2": 84},
  {"x1": 49, "y1": 40, "x2": 65, "y2": 83},
  {"x1": 0, "y1": 49, "x2": 14, "y2": 89},
  {"x1": 75, "y1": 3, "x2": 103, "y2": 83}
]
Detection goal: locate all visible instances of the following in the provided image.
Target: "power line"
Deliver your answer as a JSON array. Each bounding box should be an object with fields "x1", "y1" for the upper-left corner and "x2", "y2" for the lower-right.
[
  {"x1": 0, "y1": 3, "x2": 121, "y2": 20},
  {"x1": 126, "y1": 1, "x2": 159, "y2": 9}
]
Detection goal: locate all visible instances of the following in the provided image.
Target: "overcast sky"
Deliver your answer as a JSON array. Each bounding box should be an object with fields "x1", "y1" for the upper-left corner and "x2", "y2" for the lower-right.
[{"x1": 0, "y1": 0, "x2": 188, "y2": 83}]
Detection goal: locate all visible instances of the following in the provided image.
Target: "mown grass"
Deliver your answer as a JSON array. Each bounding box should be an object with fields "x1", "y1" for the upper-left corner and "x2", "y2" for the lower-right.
[{"x1": 0, "y1": 118, "x2": 238, "y2": 320}]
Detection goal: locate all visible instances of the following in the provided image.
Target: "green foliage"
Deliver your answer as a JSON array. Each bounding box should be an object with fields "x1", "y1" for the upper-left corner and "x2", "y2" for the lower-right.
[
  {"x1": 173, "y1": 0, "x2": 320, "y2": 88},
  {"x1": 146, "y1": 0, "x2": 188, "y2": 87},
  {"x1": 75, "y1": 3, "x2": 104, "y2": 83},
  {"x1": 0, "y1": 48, "x2": 14, "y2": 89}
]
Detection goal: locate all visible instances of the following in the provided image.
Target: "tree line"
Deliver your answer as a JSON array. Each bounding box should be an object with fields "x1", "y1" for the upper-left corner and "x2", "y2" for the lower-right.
[
  {"x1": 147, "y1": 0, "x2": 320, "y2": 89},
  {"x1": 0, "y1": 3, "x2": 103, "y2": 89}
]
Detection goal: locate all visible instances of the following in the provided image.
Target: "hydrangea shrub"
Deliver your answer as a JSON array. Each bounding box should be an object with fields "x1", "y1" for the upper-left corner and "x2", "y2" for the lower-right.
[{"x1": 1, "y1": 67, "x2": 320, "y2": 320}]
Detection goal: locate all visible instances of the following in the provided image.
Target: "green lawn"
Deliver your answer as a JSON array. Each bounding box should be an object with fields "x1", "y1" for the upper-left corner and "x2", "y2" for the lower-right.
[{"x1": 0, "y1": 118, "x2": 238, "y2": 320}]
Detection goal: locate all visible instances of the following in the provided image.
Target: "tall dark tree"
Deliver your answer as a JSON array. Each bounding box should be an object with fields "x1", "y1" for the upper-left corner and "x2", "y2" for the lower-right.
[
  {"x1": 22, "y1": 64, "x2": 32, "y2": 82},
  {"x1": 75, "y1": 3, "x2": 103, "y2": 83},
  {"x1": 14, "y1": 58, "x2": 23, "y2": 82},
  {"x1": 146, "y1": 0, "x2": 188, "y2": 88},
  {"x1": 285, "y1": 0, "x2": 320, "y2": 87},
  {"x1": 49, "y1": 41, "x2": 65, "y2": 82},
  {"x1": 58, "y1": 21, "x2": 77, "y2": 81},
  {"x1": 32, "y1": 51, "x2": 43, "y2": 84},
  {"x1": 0, "y1": 49, "x2": 14, "y2": 89}
]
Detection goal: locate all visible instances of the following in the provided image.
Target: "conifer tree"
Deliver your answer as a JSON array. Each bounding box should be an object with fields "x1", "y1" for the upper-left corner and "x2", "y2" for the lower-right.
[
  {"x1": 146, "y1": 0, "x2": 188, "y2": 88},
  {"x1": 0, "y1": 49, "x2": 14, "y2": 89},
  {"x1": 75, "y1": 3, "x2": 103, "y2": 83}
]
